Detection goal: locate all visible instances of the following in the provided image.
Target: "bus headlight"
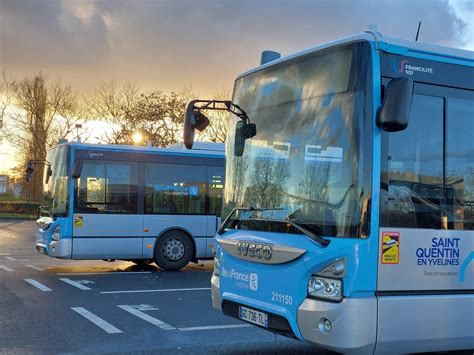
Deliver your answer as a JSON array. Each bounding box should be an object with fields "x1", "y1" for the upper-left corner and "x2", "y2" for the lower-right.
[
  {"x1": 308, "y1": 276, "x2": 342, "y2": 302},
  {"x1": 52, "y1": 227, "x2": 60, "y2": 241},
  {"x1": 213, "y1": 256, "x2": 220, "y2": 276}
]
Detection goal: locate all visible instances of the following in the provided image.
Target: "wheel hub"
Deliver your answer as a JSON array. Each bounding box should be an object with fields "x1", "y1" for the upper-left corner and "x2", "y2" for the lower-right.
[{"x1": 163, "y1": 238, "x2": 185, "y2": 261}]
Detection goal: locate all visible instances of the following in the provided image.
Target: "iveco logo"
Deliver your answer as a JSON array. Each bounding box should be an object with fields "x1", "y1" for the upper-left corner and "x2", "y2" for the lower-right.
[{"x1": 237, "y1": 241, "x2": 272, "y2": 260}]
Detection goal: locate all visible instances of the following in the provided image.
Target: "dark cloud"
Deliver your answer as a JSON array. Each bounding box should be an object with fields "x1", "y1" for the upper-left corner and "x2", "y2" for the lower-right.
[{"x1": 0, "y1": 0, "x2": 471, "y2": 96}]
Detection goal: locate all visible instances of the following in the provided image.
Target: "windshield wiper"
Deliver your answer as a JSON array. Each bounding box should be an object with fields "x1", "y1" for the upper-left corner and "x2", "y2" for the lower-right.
[
  {"x1": 218, "y1": 207, "x2": 283, "y2": 234},
  {"x1": 218, "y1": 207, "x2": 331, "y2": 247},
  {"x1": 284, "y1": 219, "x2": 331, "y2": 247}
]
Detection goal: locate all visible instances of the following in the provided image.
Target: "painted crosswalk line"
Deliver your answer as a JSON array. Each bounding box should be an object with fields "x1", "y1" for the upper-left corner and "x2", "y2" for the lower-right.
[
  {"x1": 24, "y1": 279, "x2": 52, "y2": 292},
  {"x1": 59, "y1": 278, "x2": 93, "y2": 290},
  {"x1": 118, "y1": 305, "x2": 175, "y2": 330},
  {"x1": 71, "y1": 307, "x2": 122, "y2": 334}
]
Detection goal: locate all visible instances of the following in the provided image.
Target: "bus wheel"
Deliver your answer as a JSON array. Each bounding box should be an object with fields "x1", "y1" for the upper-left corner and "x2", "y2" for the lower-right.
[{"x1": 154, "y1": 231, "x2": 194, "y2": 271}]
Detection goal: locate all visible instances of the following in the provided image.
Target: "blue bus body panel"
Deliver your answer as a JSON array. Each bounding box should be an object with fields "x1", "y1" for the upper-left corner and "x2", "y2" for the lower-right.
[
  {"x1": 69, "y1": 143, "x2": 225, "y2": 160},
  {"x1": 376, "y1": 41, "x2": 474, "y2": 67},
  {"x1": 217, "y1": 229, "x2": 378, "y2": 339},
  {"x1": 216, "y1": 35, "x2": 473, "y2": 352},
  {"x1": 35, "y1": 216, "x2": 73, "y2": 258}
]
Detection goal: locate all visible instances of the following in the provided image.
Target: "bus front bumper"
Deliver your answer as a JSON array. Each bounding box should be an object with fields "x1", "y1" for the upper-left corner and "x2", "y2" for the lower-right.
[
  {"x1": 212, "y1": 277, "x2": 376, "y2": 354},
  {"x1": 297, "y1": 297, "x2": 376, "y2": 354},
  {"x1": 36, "y1": 239, "x2": 72, "y2": 258}
]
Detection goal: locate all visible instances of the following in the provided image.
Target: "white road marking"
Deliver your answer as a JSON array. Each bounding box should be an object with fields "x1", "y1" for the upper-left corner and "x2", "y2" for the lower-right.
[
  {"x1": 71, "y1": 307, "x2": 122, "y2": 334},
  {"x1": 59, "y1": 278, "x2": 93, "y2": 290},
  {"x1": 118, "y1": 305, "x2": 175, "y2": 330},
  {"x1": 24, "y1": 279, "x2": 52, "y2": 292},
  {"x1": 56, "y1": 271, "x2": 151, "y2": 276},
  {"x1": 4, "y1": 256, "x2": 16, "y2": 261},
  {"x1": 0, "y1": 253, "x2": 11, "y2": 256},
  {"x1": 26, "y1": 264, "x2": 44, "y2": 271},
  {"x1": 178, "y1": 324, "x2": 252, "y2": 331},
  {"x1": 101, "y1": 287, "x2": 211, "y2": 294},
  {"x1": 0, "y1": 265, "x2": 14, "y2": 272},
  {"x1": 127, "y1": 304, "x2": 159, "y2": 311}
]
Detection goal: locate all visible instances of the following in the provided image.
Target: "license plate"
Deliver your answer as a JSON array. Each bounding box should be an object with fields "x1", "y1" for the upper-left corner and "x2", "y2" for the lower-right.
[{"x1": 239, "y1": 306, "x2": 268, "y2": 328}]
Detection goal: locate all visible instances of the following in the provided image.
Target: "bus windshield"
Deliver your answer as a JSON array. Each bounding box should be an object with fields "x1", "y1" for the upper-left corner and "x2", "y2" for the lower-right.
[
  {"x1": 223, "y1": 42, "x2": 372, "y2": 238},
  {"x1": 42, "y1": 146, "x2": 69, "y2": 216}
]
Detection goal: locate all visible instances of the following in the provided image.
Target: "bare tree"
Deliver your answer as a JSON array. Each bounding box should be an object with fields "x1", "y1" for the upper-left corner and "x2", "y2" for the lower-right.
[
  {"x1": 124, "y1": 88, "x2": 195, "y2": 147},
  {"x1": 89, "y1": 83, "x2": 198, "y2": 147},
  {"x1": 85, "y1": 82, "x2": 139, "y2": 143},
  {"x1": 0, "y1": 71, "x2": 14, "y2": 138},
  {"x1": 196, "y1": 89, "x2": 230, "y2": 143},
  {"x1": 1, "y1": 73, "x2": 80, "y2": 201}
]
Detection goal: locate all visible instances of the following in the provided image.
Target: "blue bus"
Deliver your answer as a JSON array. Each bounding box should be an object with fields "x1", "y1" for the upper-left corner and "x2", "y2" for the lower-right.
[
  {"x1": 183, "y1": 32, "x2": 473, "y2": 353},
  {"x1": 31, "y1": 142, "x2": 225, "y2": 270}
]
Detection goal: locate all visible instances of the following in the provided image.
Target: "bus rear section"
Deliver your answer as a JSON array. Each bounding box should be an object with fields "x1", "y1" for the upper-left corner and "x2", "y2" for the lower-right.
[{"x1": 35, "y1": 142, "x2": 225, "y2": 271}]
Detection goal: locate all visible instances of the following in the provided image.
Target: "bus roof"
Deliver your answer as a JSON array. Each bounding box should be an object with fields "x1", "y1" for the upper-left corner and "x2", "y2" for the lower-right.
[
  {"x1": 57, "y1": 141, "x2": 225, "y2": 158},
  {"x1": 168, "y1": 142, "x2": 225, "y2": 151},
  {"x1": 237, "y1": 31, "x2": 474, "y2": 80}
]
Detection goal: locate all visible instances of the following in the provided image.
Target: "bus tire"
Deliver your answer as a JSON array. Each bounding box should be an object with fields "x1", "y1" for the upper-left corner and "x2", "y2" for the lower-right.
[{"x1": 154, "y1": 231, "x2": 194, "y2": 271}]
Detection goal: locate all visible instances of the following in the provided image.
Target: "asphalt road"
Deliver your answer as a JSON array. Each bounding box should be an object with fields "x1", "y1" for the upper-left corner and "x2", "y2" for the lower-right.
[{"x1": 0, "y1": 219, "x2": 325, "y2": 354}]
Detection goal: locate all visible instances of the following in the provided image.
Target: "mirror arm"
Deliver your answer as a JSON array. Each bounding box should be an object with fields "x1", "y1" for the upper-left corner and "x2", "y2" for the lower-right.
[
  {"x1": 188, "y1": 100, "x2": 251, "y2": 124},
  {"x1": 29, "y1": 160, "x2": 51, "y2": 168}
]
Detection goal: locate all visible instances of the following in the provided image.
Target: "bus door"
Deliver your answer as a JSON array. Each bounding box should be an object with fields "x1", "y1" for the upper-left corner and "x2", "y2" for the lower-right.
[
  {"x1": 72, "y1": 159, "x2": 143, "y2": 259},
  {"x1": 206, "y1": 167, "x2": 225, "y2": 256},
  {"x1": 376, "y1": 82, "x2": 474, "y2": 352}
]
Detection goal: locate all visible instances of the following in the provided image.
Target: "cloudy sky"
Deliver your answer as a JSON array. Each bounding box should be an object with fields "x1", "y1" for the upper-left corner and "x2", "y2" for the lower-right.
[
  {"x1": 1, "y1": 0, "x2": 473, "y2": 97},
  {"x1": 0, "y1": 0, "x2": 473, "y2": 173}
]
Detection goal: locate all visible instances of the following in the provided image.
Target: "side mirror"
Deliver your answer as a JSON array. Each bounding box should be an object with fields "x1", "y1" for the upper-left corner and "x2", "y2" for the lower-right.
[
  {"x1": 234, "y1": 121, "x2": 257, "y2": 157},
  {"x1": 377, "y1": 77, "x2": 413, "y2": 132},
  {"x1": 72, "y1": 159, "x2": 83, "y2": 179},
  {"x1": 26, "y1": 161, "x2": 35, "y2": 182},
  {"x1": 45, "y1": 165, "x2": 53, "y2": 184},
  {"x1": 184, "y1": 101, "x2": 210, "y2": 149}
]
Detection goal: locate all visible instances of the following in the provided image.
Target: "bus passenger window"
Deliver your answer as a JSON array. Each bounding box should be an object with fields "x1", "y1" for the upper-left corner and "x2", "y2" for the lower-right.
[
  {"x1": 381, "y1": 89, "x2": 473, "y2": 232},
  {"x1": 446, "y1": 98, "x2": 473, "y2": 230},
  {"x1": 381, "y1": 94, "x2": 444, "y2": 229},
  {"x1": 75, "y1": 161, "x2": 138, "y2": 214},
  {"x1": 208, "y1": 168, "x2": 224, "y2": 216},
  {"x1": 144, "y1": 163, "x2": 207, "y2": 215}
]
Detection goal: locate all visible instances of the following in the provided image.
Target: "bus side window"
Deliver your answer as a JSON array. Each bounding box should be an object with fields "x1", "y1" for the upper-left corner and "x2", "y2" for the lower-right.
[
  {"x1": 381, "y1": 88, "x2": 474, "y2": 232},
  {"x1": 144, "y1": 163, "x2": 207, "y2": 215},
  {"x1": 380, "y1": 94, "x2": 444, "y2": 229},
  {"x1": 75, "y1": 160, "x2": 138, "y2": 214},
  {"x1": 208, "y1": 168, "x2": 225, "y2": 216},
  {"x1": 446, "y1": 97, "x2": 474, "y2": 230}
]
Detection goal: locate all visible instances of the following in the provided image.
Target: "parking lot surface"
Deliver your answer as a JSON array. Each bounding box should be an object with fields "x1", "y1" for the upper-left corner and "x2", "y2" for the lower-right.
[{"x1": 0, "y1": 220, "x2": 324, "y2": 354}]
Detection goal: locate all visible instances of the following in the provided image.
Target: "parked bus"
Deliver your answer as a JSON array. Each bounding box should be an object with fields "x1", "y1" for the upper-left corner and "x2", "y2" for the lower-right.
[
  {"x1": 31, "y1": 142, "x2": 225, "y2": 270},
  {"x1": 183, "y1": 32, "x2": 473, "y2": 353}
]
